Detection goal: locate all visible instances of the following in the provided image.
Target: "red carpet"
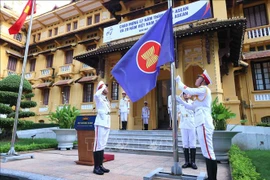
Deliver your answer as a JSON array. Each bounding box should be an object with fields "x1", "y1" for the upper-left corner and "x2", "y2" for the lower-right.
[{"x1": 104, "y1": 154, "x2": 115, "y2": 162}]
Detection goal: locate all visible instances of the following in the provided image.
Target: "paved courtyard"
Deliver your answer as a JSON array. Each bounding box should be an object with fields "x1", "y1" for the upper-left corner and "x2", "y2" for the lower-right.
[{"x1": 1, "y1": 150, "x2": 231, "y2": 180}]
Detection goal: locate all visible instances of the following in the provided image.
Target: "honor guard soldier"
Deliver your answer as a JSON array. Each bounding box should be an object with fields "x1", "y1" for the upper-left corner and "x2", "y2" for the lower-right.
[
  {"x1": 141, "y1": 101, "x2": 150, "y2": 130},
  {"x1": 178, "y1": 92, "x2": 197, "y2": 169},
  {"x1": 93, "y1": 81, "x2": 111, "y2": 175},
  {"x1": 119, "y1": 91, "x2": 130, "y2": 130},
  {"x1": 175, "y1": 70, "x2": 217, "y2": 180},
  {"x1": 167, "y1": 94, "x2": 172, "y2": 129}
]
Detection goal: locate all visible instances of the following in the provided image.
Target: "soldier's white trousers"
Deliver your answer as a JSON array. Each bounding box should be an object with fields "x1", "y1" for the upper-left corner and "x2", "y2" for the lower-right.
[
  {"x1": 181, "y1": 128, "x2": 196, "y2": 148},
  {"x1": 93, "y1": 125, "x2": 110, "y2": 152},
  {"x1": 120, "y1": 112, "x2": 128, "y2": 122},
  {"x1": 142, "y1": 117, "x2": 149, "y2": 124},
  {"x1": 196, "y1": 124, "x2": 216, "y2": 160}
]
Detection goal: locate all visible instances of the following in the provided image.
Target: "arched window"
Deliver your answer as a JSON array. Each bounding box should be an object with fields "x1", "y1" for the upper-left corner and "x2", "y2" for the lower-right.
[
  {"x1": 261, "y1": 116, "x2": 270, "y2": 124},
  {"x1": 39, "y1": 120, "x2": 45, "y2": 124}
]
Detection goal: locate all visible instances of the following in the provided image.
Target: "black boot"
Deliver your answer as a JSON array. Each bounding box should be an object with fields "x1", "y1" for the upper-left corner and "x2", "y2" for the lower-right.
[
  {"x1": 144, "y1": 124, "x2": 148, "y2": 130},
  {"x1": 100, "y1": 150, "x2": 110, "y2": 173},
  {"x1": 93, "y1": 151, "x2": 104, "y2": 175},
  {"x1": 121, "y1": 122, "x2": 124, "y2": 130},
  {"x1": 205, "y1": 158, "x2": 217, "y2": 180},
  {"x1": 124, "y1": 122, "x2": 127, "y2": 130},
  {"x1": 182, "y1": 148, "x2": 190, "y2": 168},
  {"x1": 190, "y1": 148, "x2": 198, "y2": 169}
]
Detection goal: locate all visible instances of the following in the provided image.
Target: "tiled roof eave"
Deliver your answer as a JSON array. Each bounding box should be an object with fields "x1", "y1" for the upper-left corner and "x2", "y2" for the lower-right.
[{"x1": 74, "y1": 18, "x2": 246, "y2": 61}]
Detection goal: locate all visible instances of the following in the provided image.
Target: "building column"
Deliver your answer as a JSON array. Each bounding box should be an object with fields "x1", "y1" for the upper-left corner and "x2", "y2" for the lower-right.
[
  {"x1": 211, "y1": 0, "x2": 228, "y2": 19},
  {"x1": 222, "y1": 63, "x2": 241, "y2": 124},
  {"x1": 267, "y1": 0, "x2": 270, "y2": 22},
  {"x1": 206, "y1": 33, "x2": 223, "y2": 101}
]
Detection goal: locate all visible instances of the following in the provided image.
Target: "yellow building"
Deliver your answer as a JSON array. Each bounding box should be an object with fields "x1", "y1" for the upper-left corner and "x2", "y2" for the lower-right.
[{"x1": 0, "y1": 0, "x2": 269, "y2": 129}]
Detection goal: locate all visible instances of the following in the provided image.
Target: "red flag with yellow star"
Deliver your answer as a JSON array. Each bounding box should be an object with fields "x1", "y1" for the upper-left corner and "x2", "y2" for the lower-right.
[{"x1": 8, "y1": 0, "x2": 36, "y2": 35}]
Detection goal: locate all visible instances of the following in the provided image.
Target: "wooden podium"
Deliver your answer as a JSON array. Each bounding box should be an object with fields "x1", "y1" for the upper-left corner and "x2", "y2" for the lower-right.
[{"x1": 74, "y1": 115, "x2": 96, "y2": 166}]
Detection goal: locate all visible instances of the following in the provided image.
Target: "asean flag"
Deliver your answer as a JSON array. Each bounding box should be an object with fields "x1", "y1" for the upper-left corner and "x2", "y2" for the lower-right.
[
  {"x1": 8, "y1": 0, "x2": 36, "y2": 35},
  {"x1": 111, "y1": 7, "x2": 174, "y2": 102}
]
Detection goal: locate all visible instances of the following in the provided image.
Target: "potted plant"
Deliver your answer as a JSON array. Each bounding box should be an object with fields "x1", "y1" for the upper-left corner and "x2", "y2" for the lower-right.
[
  {"x1": 211, "y1": 97, "x2": 240, "y2": 161},
  {"x1": 48, "y1": 104, "x2": 80, "y2": 150}
]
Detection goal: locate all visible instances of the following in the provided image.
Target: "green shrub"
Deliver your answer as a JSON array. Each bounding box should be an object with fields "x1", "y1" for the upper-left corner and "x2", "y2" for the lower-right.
[
  {"x1": 20, "y1": 101, "x2": 37, "y2": 108},
  {"x1": 229, "y1": 145, "x2": 262, "y2": 180},
  {"x1": 0, "y1": 117, "x2": 26, "y2": 130},
  {"x1": 0, "y1": 103, "x2": 13, "y2": 114},
  {"x1": 24, "y1": 93, "x2": 35, "y2": 99},
  {"x1": 0, "y1": 75, "x2": 32, "y2": 92},
  {"x1": 8, "y1": 111, "x2": 35, "y2": 118},
  {"x1": 0, "y1": 139, "x2": 57, "y2": 153},
  {"x1": 256, "y1": 123, "x2": 270, "y2": 127},
  {"x1": 0, "y1": 91, "x2": 24, "y2": 105},
  {"x1": 20, "y1": 123, "x2": 59, "y2": 130}
]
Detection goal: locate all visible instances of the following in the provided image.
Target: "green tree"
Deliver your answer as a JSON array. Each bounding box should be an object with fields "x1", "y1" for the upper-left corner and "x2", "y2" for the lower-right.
[{"x1": 0, "y1": 75, "x2": 36, "y2": 137}]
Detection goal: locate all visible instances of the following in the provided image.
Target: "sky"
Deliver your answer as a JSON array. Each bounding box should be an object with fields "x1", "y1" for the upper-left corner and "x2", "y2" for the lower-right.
[{"x1": 1, "y1": 0, "x2": 71, "y2": 15}]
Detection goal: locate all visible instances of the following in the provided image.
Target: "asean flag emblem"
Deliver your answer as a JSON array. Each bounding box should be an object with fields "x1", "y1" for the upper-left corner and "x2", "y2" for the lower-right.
[{"x1": 136, "y1": 40, "x2": 161, "y2": 74}]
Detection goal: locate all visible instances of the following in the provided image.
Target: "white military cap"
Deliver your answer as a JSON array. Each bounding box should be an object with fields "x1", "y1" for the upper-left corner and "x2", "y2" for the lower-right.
[
  {"x1": 96, "y1": 81, "x2": 105, "y2": 91},
  {"x1": 200, "y1": 70, "x2": 212, "y2": 85},
  {"x1": 144, "y1": 101, "x2": 148, "y2": 104}
]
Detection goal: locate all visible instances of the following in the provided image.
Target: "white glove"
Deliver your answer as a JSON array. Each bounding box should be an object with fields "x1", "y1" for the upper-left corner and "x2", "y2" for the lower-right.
[
  {"x1": 175, "y1": 96, "x2": 181, "y2": 103},
  {"x1": 175, "y1": 77, "x2": 185, "y2": 91},
  {"x1": 175, "y1": 75, "x2": 182, "y2": 83}
]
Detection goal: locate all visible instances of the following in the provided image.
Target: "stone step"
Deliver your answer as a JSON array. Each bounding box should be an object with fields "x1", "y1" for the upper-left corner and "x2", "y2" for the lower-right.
[
  {"x1": 105, "y1": 146, "x2": 204, "y2": 159},
  {"x1": 108, "y1": 136, "x2": 182, "y2": 141},
  {"x1": 106, "y1": 141, "x2": 201, "y2": 151},
  {"x1": 109, "y1": 130, "x2": 175, "y2": 135},
  {"x1": 106, "y1": 130, "x2": 204, "y2": 158}
]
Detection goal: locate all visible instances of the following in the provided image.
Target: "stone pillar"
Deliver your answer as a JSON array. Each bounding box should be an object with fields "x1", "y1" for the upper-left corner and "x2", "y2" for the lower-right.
[
  {"x1": 222, "y1": 63, "x2": 241, "y2": 123},
  {"x1": 267, "y1": 0, "x2": 270, "y2": 23},
  {"x1": 205, "y1": 33, "x2": 223, "y2": 101},
  {"x1": 211, "y1": 0, "x2": 228, "y2": 19}
]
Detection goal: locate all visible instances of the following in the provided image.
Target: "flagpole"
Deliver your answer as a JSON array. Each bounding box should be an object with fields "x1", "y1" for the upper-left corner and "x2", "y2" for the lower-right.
[
  {"x1": 8, "y1": 0, "x2": 35, "y2": 156},
  {"x1": 168, "y1": 0, "x2": 182, "y2": 176}
]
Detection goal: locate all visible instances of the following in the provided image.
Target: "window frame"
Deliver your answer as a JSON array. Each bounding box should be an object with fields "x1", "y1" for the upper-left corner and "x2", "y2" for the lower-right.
[
  {"x1": 111, "y1": 81, "x2": 119, "y2": 100},
  {"x1": 73, "y1": 21, "x2": 78, "y2": 30},
  {"x1": 62, "y1": 86, "x2": 71, "y2": 104},
  {"x1": 251, "y1": 60, "x2": 270, "y2": 90},
  {"x1": 67, "y1": 23, "x2": 71, "y2": 32},
  {"x1": 244, "y1": 3, "x2": 268, "y2": 28},
  {"x1": 29, "y1": 59, "x2": 36, "y2": 72},
  {"x1": 46, "y1": 54, "x2": 54, "y2": 68},
  {"x1": 43, "y1": 88, "x2": 50, "y2": 105},
  {"x1": 87, "y1": 16, "x2": 92, "y2": 25},
  {"x1": 7, "y1": 56, "x2": 17, "y2": 71},
  {"x1": 82, "y1": 83, "x2": 94, "y2": 102},
  {"x1": 65, "y1": 50, "x2": 73, "y2": 64},
  {"x1": 48, "y1": 29, "x2": 52, "y2": 37},
  {"x1": 94, "y1": 13, "x2": 100, "y2": 23}
]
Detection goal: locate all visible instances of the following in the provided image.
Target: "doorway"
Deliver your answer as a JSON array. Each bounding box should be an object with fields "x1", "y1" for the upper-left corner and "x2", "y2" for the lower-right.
[{"x1": 156, "y1": 80, "x2": 171, "y2": 129}]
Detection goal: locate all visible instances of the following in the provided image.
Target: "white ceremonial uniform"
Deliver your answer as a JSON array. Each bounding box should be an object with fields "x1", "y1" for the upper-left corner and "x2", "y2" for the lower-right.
[
  {"x1": 93, "y1": 84, "x2": 110, "y2": 152},
  {"x1": 168, "y1": 95, "x2": 172, "y2": 119},
  {"x1": 178, "y1": 99, "x2": 196, "y2": 149},
  {"x1": 119, "y1": 97, "x2": 130, "y2": 122},
  {"x1": 141, "y1": 106, "x2": 150, "y2": 124},
  {"x1": 176, "y1": 84, "x2": 216, "y2": 160}
]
